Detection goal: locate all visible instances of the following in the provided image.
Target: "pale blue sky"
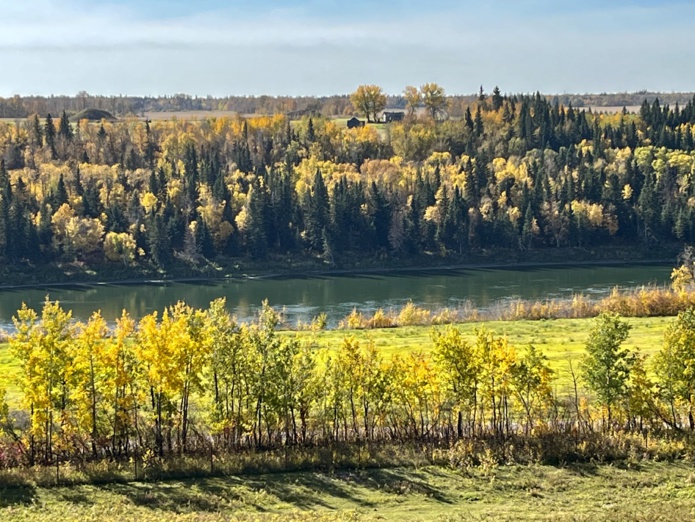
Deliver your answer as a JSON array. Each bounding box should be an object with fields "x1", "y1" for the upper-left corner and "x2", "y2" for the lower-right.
[{"x1": 0, "y1": 0, "x2": 693, "y2": 97}]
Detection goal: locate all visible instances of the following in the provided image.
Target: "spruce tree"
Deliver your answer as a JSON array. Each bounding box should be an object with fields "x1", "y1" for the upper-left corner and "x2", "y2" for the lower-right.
[
  {"x1": 58, "y1": 110, "x2": 73, "y2": 142},
  {"x1": 44, "y1": 113, "x2": 57, "y2": 159},
  {"x1": 0, "y1": 160, "x2": 9, "y2": 257},
  {"x1": 30, "y1": 114, "x2": 43, "y2": 147},
  {"x1": 245, "y1": 182, "x2": 267, "y2": 259},
  {"x1": 491, "y1": 86, "x2": 503, "y2": 112},
  {"x1": 54, "y1": 173, "x2": 69, "y2": 208},
  {"x1": 304, "y1": 169, "x2": 329, "y2": 251}
]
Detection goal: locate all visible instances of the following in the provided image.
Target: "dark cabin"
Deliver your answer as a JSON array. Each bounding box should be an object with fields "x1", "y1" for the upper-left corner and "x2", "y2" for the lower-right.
[
  {"x1": 381, "y1": 111, "x2": 405, "y2": 123},
  {"x1": 347, "y1": 117, "x2": 365, "y2": 129}
]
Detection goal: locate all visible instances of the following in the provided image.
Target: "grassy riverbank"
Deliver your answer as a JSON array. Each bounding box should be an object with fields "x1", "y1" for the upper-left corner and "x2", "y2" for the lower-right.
[
  {"x1": 0, "y1": 315, "x2": 674, "y2": 404},
  {"x1": 2, "y1": 462, "x2": 694, "y2": 521}
]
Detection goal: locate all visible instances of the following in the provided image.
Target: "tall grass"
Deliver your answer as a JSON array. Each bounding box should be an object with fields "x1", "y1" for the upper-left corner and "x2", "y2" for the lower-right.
[
  {"x1": 2, "y1": 431, "x2": 693, "y2": 489},
  {"x1": 334, "y1": 286, "x2": 695, "y2": 330}
]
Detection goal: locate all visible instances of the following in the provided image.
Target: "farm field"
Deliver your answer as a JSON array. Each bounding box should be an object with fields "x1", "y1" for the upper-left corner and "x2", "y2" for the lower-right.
[
  {"x1": 2, "y1": 461, "x2": 694, "y2": 521},
  {"x1": 0, "y1": 315, "x2": 673, "y2": 404}
]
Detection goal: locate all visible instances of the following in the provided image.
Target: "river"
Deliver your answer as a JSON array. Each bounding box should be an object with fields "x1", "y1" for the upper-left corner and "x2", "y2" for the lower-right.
[{"x1": 0, "y1": 262, "x2": 675, "y2": 331}]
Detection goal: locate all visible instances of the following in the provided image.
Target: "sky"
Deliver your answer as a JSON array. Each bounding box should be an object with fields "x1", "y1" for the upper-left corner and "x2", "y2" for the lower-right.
[{"x1": 0, "y1": 0, "x2": 693, "y2": 97}]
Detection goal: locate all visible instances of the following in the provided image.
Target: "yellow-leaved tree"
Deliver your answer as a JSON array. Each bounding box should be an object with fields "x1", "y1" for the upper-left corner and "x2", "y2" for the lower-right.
[
  {"x1": 69, "y1": 311, "x2": 110, "y2": 456},
  {"x1": 10, "y1": 298, "x2": 73, "y2": 464},
  {"x1": 350, "y1": 85, "x2": 386, "y2": 123}
]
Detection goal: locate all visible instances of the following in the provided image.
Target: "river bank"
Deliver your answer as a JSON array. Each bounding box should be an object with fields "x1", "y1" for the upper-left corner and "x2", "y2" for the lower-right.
[{"x1": 0, "y1": 244, "x2": 680, "y2": 289}]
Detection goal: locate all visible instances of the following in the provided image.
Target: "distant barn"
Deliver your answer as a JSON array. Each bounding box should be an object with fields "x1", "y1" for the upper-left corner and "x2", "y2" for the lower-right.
[
  {"x1": 347, "y1": 116, "x2": 365, "y2": 129},
  {"x1": 380, "y1": 110, "x2": 405, "y2": 123}
]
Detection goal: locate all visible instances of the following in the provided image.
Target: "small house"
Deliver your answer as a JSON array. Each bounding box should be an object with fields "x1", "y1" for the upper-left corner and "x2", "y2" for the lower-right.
[
  {"x1": 347, "y1": 117, "x2": 365, "y2": 129},
  {"x1": 379, "y1": 110, "x2": 405, "y2": 123}
]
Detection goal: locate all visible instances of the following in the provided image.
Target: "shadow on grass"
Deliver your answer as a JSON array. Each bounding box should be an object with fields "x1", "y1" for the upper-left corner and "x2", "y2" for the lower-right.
[
  {"x1": 85, "y1": 466, "x2": 456, "y2": 514},
  {"x1": 0, "y1": 485, "x2": 36, "y2": 508}
]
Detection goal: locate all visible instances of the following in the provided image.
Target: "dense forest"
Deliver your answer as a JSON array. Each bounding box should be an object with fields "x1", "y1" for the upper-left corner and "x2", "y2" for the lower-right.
[{"x1": 2, "y1": 88, "x2": 695, "y2": 272}]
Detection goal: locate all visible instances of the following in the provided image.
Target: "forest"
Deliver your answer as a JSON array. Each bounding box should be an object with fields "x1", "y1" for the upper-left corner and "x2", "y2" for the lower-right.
[{"x1": 1, "y1": 88, "x2": 695, "y2": 274}]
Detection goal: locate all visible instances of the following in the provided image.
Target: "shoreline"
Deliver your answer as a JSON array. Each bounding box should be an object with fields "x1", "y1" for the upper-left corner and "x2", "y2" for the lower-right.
[{"x1": 0, "y1": 256, "x2": 676, "y2": 292}]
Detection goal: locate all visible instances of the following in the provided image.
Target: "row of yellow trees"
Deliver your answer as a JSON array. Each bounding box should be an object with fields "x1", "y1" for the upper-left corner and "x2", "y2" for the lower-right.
[{"x1": 2, "y1": 298, "x2": 695, "y2": 468}]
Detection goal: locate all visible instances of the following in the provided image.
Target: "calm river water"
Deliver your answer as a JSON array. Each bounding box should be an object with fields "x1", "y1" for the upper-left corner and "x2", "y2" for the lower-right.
[{"x1": 0, "y1": 263, "x2": 674, "y2": 330}]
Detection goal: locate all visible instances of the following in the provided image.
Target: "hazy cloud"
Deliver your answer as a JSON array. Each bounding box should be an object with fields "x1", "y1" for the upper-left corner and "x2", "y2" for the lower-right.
[{"x1": 0, "y1": 0, "x2": 693, "y2": 96}]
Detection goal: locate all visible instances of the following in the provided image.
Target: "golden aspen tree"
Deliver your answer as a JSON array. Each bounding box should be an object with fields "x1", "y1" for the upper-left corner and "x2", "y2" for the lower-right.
[
  {"x1": 107, "y1": 311, "x2": 140, "y2": 456},
  {"x1": 10, "y1": 298, "x2": 73, "y2": 463},
  {"x1": 433, "y1": 326, "x2": 480, "y2": 437},
  {"x1": 511, "y1": 344, "x2": 554, "y2": 433},
  {"x1": 206, "y1": 298, "x2": 251, "y2": 448},
  {"x1": 69, "y1": 311, "x2": 109, "y2": 457}
]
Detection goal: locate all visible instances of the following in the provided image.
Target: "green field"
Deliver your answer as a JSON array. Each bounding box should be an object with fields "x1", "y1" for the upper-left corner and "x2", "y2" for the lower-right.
[
  {"x1": 298, "y1": 315, "x2": 672, "y2": 388},
  {"x1": 2, "y1": 462, "x2": 694, "y2": 521},
  {"x1": 0, "y1": 315, "x2": 674, "y2": 405}
]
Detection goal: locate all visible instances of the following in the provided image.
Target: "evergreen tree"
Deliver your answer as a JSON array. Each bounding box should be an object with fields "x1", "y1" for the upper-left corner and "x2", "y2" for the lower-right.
[
  {"x1": 368, "y1": 182, "x2": 391, "y2": 250},
  {"x1": 147, "y1": 213, "x2": 171, "y2": 267},
  {"x1": 30, "y1": 114, "x2": 43, "y2": 147},
  {"x1": 491, "y1": 86, "x2": 503, "y2": 112},
  {"x1": 304, "y1": 169, "x2": 330, "y2": 251},
  {"x1": 44, "y1": 113, "x2": 57, "y2": 159},
  {"x1": 58, "y1": 110, "x2": 73, "y2": 142},
  {"x1": 0, "y1": 161, "x2": 9, "y2": 258},
  {"x1": 245, "y1": 182, "x2": 268, "y2": 259},
  {"x1": 54, "y1": 173, "x2": 69, "y2": 208},
  {"x1": 474, "y1": 105, "x2": 484, "y2": 137}
]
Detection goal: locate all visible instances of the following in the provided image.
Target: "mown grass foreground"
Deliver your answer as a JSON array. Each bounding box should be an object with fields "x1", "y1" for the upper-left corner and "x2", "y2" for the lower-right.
[
  {"x1": 0, "y1": 315, "x2": 674, "y2": 403},
  {"x1": 2, "y1": 462, "x2": 694, "y2": 521}
]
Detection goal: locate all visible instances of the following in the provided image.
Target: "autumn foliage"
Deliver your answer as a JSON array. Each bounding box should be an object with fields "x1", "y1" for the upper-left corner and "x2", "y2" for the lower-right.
[
  {"x1": 2, "y1": 298, "x2": 695, "y2": 472},
  {"x1": 2, "y1": 94, "x2": 695, "y2": 272}
]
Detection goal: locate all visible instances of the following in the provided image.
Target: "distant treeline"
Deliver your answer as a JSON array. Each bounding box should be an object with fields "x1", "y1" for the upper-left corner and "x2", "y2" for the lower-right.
[
  {"x1": 1, "y1": 90, "x2": 695, "y2": 119},
  {"x1": 3, "y1": 92, "x2": 695, "y2": 269}
]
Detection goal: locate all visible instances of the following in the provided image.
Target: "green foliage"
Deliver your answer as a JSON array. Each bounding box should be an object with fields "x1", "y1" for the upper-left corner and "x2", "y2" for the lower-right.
[
  {"x1": 581, "y1": 312, "x2": 634, "y2": 421},
  {"x1": 654, "y1": 308, "x2": 695, "y2": 428}
]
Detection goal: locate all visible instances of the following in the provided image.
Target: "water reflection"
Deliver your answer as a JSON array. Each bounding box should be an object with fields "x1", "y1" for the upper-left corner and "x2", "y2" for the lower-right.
[{"x1": 0, "y1": 263, "x2": 674, "y2": 331}]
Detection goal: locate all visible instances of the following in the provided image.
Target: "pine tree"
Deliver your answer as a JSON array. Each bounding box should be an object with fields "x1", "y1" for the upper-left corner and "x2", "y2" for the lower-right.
[
  {"x1": 44, "y1": 113, "x2": 57, "y2": 159},
  {"x1": 58, "y1": 110, "x2": 73, "y2": 142},
  {"x1": 30, "y1": 114, "x2": 43, "y2": 147},
  {"x1": 245, "y1": 182, "x2": 268, "y2": 259},
  {"x1": 491, "y1": 86, "x2": 503, "y2": 112},
  {"x1": 304, "y1": 169, "x2": 329, "y2": 251},
  {"x1": 0, "y1": 160, "x2": 9, "y2": 258}
]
